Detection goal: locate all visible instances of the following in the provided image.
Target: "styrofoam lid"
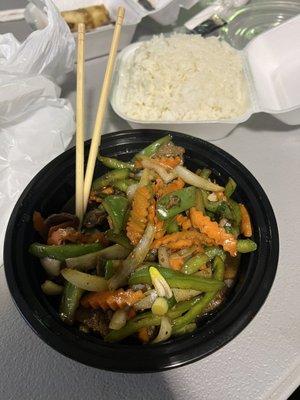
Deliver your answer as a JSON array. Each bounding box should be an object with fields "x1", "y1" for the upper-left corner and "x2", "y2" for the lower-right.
[{"x1": 245, "y1": 14, "x2": 300, "y2": 112}]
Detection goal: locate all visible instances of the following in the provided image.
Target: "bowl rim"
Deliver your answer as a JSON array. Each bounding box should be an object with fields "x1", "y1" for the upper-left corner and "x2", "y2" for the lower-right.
[{"x1": 4, "y1": 129, "x2": 279, "y2": 372}]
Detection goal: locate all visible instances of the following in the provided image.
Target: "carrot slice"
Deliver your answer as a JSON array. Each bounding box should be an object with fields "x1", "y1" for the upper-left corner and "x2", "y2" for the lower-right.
[
  {"x1": 154, "y1": 156, "x2": 182, "y2": 169},
  {"x1": 239, "y1": 204, "x2": 252, "y2": 237},
  {"x1": 137, "y1": 327, "x2": 150, "y2": 343},
  {"x1": 190, "y1": 208, "x2": 237, "y2": 256},
  {"x1": 126, "y1": 186, "x2": 152, "y2": 245},
  {"x1": 151, "y1": 230, "x2": 213, "y2": 250},
  {"x1": 169, "y1": 255, "x2": 184, "y2": 270},
  {"x1": 176, "y1": 214, "x2": 192, "y2": 230},
  {"x1": 81, "y1": 289, "x2": 144, "y2": 310}
]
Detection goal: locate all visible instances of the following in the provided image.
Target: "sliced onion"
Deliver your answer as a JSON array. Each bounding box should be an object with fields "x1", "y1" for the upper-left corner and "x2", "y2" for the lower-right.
[
  {"x1": 108, "y1": 224, "x2": 155, "y2": 290},
  {"x1": 141, "y1": 159, "x2": 177, "y2": 183},
  {"x1": 61, "y1": 268, "x2": 108, "y2": 292},
  {"x1": 158, "y1": 247, "x2": 170, "y2": 268},
  {"x1": 65, "y1": 244, "x2": 130, "y2": 270},
  {"x1": 175, "y1": 165, "x2": 224, "y2": 191},
  {"x1": 41, "y1": 280, "x2": 63, "y2": 295},
  {"x1": 109, "y1": 309, "x2": 127, "y2": 330},
  {"x1": 126, "y1": 183, "x2": 139, "y2": 201},
  {"x1": 40, "y1": 257, "x2": 61, "y2": 277},
  {"x1": 152, "y1": 317, "x2": 172, "y2": 344},
  {"x1": 149, "y1": 266, "x2": 172, "y2": 299},
  {"x1": 134, "y1": 289, "x2": 157, "y2": 310}
]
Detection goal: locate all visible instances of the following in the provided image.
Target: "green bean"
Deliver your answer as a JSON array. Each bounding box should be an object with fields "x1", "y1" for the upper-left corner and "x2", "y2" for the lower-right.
[
  {"x1": 104, "y1": 260, "x2": 122, "y2": 280},
  {"x1": 204, "y1": 246, "x2": 226, "y2": 262},
  {"x1": 92, "y1": 169, "x2": 130, "y2": 190},
  {"x1": 112, "y1": 178, "x2": 136, "y2": 193},
  {"x1": 172, "y1": 323, "x2": 197, "y2": 336},
  {"x1": 172, "y1": 256, "x2": 224, "y2": 333},
  {"x1": 105, "y1": 314, "x2": 161, "y2": 342},
  {"x1": 134, "y1": 135, "x2": 172, "y2": 160},
  {"x1": 228, "y1": 198, "x2": 241, "y2": 228},
  {"x1": 201, "y1": 189, "x2": 232, "y2": 220},
  {"x1": 237, "y1": 239, "x2": 257, "y2": 253},
  {"x1": 225, "y1": 178, "x2": 237, "y2": 198},
  {"x1": 98, "y1": 155, "x2": 135, "y2": 170},
  {"x1": 157, "y1": 186, "x2": 196, "y2": 221},
  {"x1": 129, "y1": 266, "x2": 224, "y2": 292},
  {"x1": 29, "y1": 242, "x2": 103, "y2": 261},
  {"x1": 199, "y1": 168, "x2": 212, "y2": 179},
  {"x1": 182, "y1": 254, "x2": 209, "y2": 275},
  {"x1": 168, "y1": 297, "x2": 202, "y2": 319},
  {"x1": 59, "y1": 282, "x2": 84, "y2": 325}
]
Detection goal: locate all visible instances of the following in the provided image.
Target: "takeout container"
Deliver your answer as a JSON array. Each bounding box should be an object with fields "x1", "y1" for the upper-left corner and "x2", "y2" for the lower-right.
[
  {"x1": 44, "y1": 1, "x2": 198, "y2": 60},
  {"x1": 111, "y1": 15, "x2": 300, "y2": 140},
  {"x1": 4, "y1": 130, "x2": 279, "y2": 372}
]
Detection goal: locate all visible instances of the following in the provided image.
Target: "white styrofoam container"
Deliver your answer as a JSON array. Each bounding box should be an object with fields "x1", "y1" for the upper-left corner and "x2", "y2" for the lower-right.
[
  {"x1": 110, "y1": 15, "x2": 300, "y2": 141},
  {"x1": 41, "y1": 1, "x2": 198, "y2": 60}
]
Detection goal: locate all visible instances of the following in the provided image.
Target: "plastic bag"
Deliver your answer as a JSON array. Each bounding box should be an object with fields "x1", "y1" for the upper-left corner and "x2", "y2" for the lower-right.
[{"x1": 0, "y1": 0, "x2": 75, "y2": 266}]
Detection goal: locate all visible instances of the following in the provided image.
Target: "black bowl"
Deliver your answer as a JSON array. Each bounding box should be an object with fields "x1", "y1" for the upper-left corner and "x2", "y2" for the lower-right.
[{"x1": 4, "y1": 129, "x2": 279, "y2": 372}]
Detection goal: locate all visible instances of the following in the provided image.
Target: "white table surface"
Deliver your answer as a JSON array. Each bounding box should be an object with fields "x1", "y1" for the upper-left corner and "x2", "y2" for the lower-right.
[{"x1": 1, "y1": 8, "x2": 300, "y2": 400}]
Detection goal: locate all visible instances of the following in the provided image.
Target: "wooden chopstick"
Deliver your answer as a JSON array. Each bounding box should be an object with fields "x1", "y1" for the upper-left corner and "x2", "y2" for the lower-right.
[
  {"x1": 83, "y1": 7, "x2": 125, "y2": 212},
  {"x1": 75, "y1": 23, "x2": 86, "y2": 223}
]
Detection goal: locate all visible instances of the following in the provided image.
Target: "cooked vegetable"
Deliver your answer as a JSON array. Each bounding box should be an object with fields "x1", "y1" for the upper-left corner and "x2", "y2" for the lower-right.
[
  {"x1": 172, "y1": 256, "x2": 224, "y2": 333},
  {"x1": 103, "y1": 195, "x2": 129, "y2": 234},
  {"x1": 98, "y1": 155, "x2": 134, "y2": 171},
  {"x1": 175, "y1": 165, "x2": 224, "y2": 192},
  {"x1": 126, "y1": 186, "x2": 152, "y2": 245},
  {"x1": 40, "y1": 257, "x2": 61, "y2": 277},
  {"x1": 92, "y1": 169, "x2": 130, "y2": 190},
  {"x1": 61, "y1": 269, "x2": 108, "y2": 292},
  {"x1": 65, "y1": 244, "x2": 130, "y2": 270},
  {"x1": 109, "y1": 310, "x2": 128, "y2": 330},
  {"x1": 239, "y1": 204, "x2": 253, "y2": 237},
  {"x1": 190, "y1": 208, "x2": 237, "y2": 256},
  {"x1": 59, "y1": 282, "x2": 84, "y2": 325},
  {"x1": 149, "y1": 266, "x2": 172, "y2": 299},
  {"x1": 134, "y1": 135, "x2": 171, "y2": 160},
  {"x1": 109, "y1": 224, "x2": 155, "y2": 290},
  {"x1": 152, "y1": 316, "x2": 172, "y2": 343},
  {"x1": 182, "y1": 253, "x2": 209, "y2": 275},
  {"x1": 41, "y1": 280, "x2": 63, "y2": 295},
  {"x1": 29, "y1": 242, "x2": 103, "y2": 261},
  {"x1": 129, "y1": 265, "x2": 224, "y2": 292},
  {"x1": 225, "y1": 177, "x2": 237, "y2": 198},
  {"x1": 81, "y1": 289, "x2": 144, "y2": 310},
  {"x1": 151, "y1": 297, "x2": 169, "y2": 316},
  {"x1": 157, "y1": 186, "x2": 196, "y2": 221},
  {"x1": 30, "y1": 135, "x2": 257, "y2": 344}
]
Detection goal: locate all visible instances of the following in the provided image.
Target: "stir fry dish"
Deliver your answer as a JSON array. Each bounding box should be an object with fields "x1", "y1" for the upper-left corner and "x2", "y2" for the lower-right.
[{"x1": 29, "y1": 135, "x2": 257, "y2": 344}]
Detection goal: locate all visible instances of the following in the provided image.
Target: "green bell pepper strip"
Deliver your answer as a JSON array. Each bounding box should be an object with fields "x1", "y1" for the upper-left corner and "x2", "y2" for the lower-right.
[
  {"x1": 29, "y1": 243, "x2": 103, "y2": 261},
  {"x1": 98, "y1": 155, "x2": 135, "y2": 171},
  {"x1": 59, "y1": 282, "x2": 84, "y2": 325},
  {"x1": 92, "y1": 169, "x2": 130, "y2": 190},
  {"x1": 225, "y1": 178, "x2": 237, "y2": 198},
  {"x1": 133, "y1": 134, "x2": 172, "y2": 160},
  {"x1": 129, "y1": 265, "x2": 224, "y2": 292},
  {"x1": 105, "y1": 229, "x2": 133, "y2": 250},
  {"x1": 182, "y1": 253, "x2": 209, "y2": 275},
  {"x1": 112, "y1": 178, "x2": 136, "y2": 193},
  {"x1": 237, "y1": 239, "x2": 257, "y2": 253},
  {"x1": 102, "y1": 195, "x2": 129, "y2": 234},
  {"x1": 166, "y1": 218, "x2": 179, "y2": 234},
  {"x1": 157, "y1": 186, "x2": 196, "y2": 221},
  {"x1": 172, "y1": 256, "x2": 225, "y2": 333}
]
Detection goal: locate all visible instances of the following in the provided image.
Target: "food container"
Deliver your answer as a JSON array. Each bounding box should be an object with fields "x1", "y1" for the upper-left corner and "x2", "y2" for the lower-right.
[
  {"x1": 111, "y1": 15, "x2": 300, "y2": 140},
  {"x1": 4, "y1": 129, "x2": 279, "y2": 372},
  {"x1": 38, "y1": 1, "x2": 198, "y2": 60}
]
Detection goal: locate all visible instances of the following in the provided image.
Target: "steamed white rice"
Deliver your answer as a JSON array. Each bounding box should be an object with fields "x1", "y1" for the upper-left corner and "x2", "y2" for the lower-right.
[{"x1": 117, "y1": 34, "x2": 249, "y2": 121}]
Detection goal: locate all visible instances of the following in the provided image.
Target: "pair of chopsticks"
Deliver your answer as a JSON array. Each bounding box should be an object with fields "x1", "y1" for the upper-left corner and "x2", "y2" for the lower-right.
[{"x1": 75, "y1": 7, "x2": 125, "y2": 223}]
